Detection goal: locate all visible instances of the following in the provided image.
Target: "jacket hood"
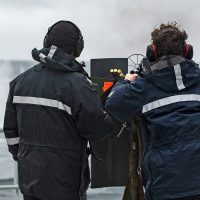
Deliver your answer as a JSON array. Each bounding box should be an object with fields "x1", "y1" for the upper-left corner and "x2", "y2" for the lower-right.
[
  {"x1": 32, "y1": 45, "x2": 89, "y2": 77},
  {"x1": 146, "y1": 55, "x2": 200, "y2": 92}
]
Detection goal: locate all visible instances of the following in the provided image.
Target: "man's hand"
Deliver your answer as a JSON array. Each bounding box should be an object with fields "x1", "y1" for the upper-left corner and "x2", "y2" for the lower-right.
[{"x1": 125, "y1": 74, "x2": 138, "y2": 81}]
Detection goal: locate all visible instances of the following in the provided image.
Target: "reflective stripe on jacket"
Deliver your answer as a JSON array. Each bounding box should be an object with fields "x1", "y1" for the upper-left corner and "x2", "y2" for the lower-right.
[
  {"x1": 106, "y1": 56, "x2": 200, "y2": 200},
  {"x1": 3, "y1": 46, "x2": 113, "y2": 200}
]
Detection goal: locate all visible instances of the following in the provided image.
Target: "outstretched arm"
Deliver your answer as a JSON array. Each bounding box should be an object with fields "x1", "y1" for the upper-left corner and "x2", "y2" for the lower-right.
[{"x1": 105, "y1": 76, "x2": 145, "y2": 123}]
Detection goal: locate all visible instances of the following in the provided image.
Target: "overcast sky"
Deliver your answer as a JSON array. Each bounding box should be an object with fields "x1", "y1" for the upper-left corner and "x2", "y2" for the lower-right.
[{"x1": 1, "y1": 0, "x2": 200, "y2": 62}]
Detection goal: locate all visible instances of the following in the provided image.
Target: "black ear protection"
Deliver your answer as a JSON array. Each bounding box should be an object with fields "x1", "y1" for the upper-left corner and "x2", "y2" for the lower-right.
[
  {"x1": 146, "y1": 43, "x2": 193, "y2": 62},
  {"x1": 43, "y1": 20, "x2": 84, "y2": 57}
]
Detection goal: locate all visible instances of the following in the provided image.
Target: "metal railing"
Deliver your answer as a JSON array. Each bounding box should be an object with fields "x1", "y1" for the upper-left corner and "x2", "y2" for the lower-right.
[{"x1": 0, "y1": 129, "x2": 20, "y2": 200}]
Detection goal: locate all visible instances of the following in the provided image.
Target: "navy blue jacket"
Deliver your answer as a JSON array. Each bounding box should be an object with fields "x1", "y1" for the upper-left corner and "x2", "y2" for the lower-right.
[
  {"x1": 106, "y1": 55, "x2": 200, "y2": 200},
  {"x1": 3, "y1": 46, "x2": 113, "y2": 200}
]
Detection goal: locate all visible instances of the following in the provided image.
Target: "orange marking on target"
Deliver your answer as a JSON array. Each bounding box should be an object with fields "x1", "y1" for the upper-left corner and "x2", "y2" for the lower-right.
[{"x1": 102, "y1": 82, "x2": 114, "y2": 92}]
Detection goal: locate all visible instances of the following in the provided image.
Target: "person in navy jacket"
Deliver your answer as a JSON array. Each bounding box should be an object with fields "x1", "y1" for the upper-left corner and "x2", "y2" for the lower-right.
[
  {"x1": 3, "y1": 21, "x2": 113, "y2": 200},
  {"x1": 106, "y1": 22, "x2": 200, "y2": 200}
]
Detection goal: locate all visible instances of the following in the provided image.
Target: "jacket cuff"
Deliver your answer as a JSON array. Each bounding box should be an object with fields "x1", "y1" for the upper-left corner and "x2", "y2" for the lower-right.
[{"x1": 117, "y1": 79, "x2": 131, "y2": 84}]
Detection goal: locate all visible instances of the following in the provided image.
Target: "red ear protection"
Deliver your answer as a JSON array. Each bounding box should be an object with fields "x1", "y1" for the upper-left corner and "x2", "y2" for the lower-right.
[
  {"x1": 185, "y1": 44, "x2": 193, "y2": 60},
  {"x1": 146, "y1": 44, "x2": 158, "y2": 62},
  {"x1": 146, "y1": 43, "x2": 193, "y2": 62}
]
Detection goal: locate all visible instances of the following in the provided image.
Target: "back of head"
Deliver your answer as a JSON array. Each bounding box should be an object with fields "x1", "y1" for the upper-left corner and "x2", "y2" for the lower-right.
[
  {"x1": 43, "y1": 20, "x2": 84, "y2": 57},
  {"x1": 152, "y1": 22, "x2": 187, "y2": 58}
]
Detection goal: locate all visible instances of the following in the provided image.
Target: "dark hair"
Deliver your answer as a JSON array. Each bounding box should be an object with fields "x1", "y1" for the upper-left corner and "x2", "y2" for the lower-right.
[{"x1": 151, "y1": 22, "x2": 188, "y2": 58}]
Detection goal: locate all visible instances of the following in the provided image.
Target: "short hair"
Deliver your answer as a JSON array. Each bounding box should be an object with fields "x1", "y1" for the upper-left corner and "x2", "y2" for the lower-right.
[{"x1": 151, "y1": 22, "x2": 188, "y2": 57}]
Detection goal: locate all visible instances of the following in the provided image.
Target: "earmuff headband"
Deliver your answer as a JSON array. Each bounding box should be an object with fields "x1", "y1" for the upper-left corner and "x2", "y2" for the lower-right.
[{"x1": 44, "y1": 20, "x2": 84, "y2": 57}]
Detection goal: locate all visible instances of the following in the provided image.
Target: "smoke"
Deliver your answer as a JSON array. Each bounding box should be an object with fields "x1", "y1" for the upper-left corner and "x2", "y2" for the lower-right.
[
  {"x1": 0, "y1": 0, "x2": 200, "y2": 61},
  {"x1": 93, "y1": 0, "x2": 199, "y2": 59}
]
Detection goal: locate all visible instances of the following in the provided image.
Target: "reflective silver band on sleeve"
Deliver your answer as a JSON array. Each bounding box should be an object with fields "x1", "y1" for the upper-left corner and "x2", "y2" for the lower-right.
[
  {"x1": 13, "y1": 96, "x2": 72, "y2": 115},
  {"x1": 143, "y1": 186, "x2": 146, "y2": 194},
  {"x1": 47, "y1": 45, "x2": 57, "y2": 59},
  {"x1": 174, "y1": 64, "x2": 185, "y2": 90},
  {"x1": 142, "y1": 94, "x2": 200, "y2": 113},
  {"x1": 39, "y1": 45, "x2": 57, "y2": 63},
  {"x1": 39, "y1": 53, "x2": 46, "y2": 63},
  {"x1": 86, "y1": 77, "x2": 93, "y2": 85},
  {"x1": 6, "y1": 137, "x2": 20, "y2": 145},
  {"x1": 108, "y1": 91, "x2": 114, "y2": 98}
]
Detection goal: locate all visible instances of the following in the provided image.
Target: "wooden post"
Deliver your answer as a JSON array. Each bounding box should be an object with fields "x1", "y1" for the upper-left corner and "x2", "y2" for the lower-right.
[{"x1": 122, "y1": 119, "x2": 144, "y2": 200}]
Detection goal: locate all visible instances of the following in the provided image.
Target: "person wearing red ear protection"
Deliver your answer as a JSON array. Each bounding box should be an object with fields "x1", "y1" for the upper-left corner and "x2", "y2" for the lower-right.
[
  {"x1": 106, "y1": 22, "x2": 200, "y2": 200},
  {"x1": 146, "y1": 42, "x2": 193, "y2": 63},
  {"x1": 146, "y1": 23, "x2": 193, "y2": 63}
]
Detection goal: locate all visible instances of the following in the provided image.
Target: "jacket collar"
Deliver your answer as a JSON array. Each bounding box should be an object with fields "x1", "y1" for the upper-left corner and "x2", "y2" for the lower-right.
[
  {"x1": 146, "y1": 55, "x2": 200, "y2": 92},
  {"x1": 150, "y1": 55, "x2": 185, "y2": 73},
  {"x1": 32, "y1": 45, "x2": 89, "y2": 77}
]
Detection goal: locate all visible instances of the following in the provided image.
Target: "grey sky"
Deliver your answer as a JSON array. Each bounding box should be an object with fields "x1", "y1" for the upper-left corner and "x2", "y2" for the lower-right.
[{"x1": 0, "y1": 0, "x2": 200, "y2": 61}]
